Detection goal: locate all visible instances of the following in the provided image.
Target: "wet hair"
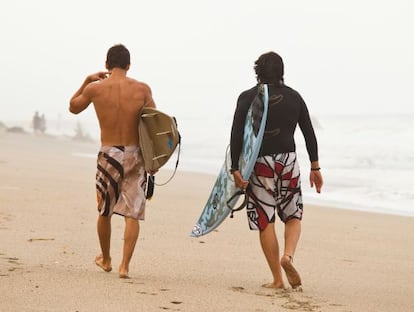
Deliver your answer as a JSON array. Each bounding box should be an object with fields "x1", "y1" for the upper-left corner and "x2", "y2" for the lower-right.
[
  {"x1": 254, "y1": 52, "x2": 284, "y2": 85},
  {"x1": 106, "y1": 44, "x2": 130, "y2": 70}
]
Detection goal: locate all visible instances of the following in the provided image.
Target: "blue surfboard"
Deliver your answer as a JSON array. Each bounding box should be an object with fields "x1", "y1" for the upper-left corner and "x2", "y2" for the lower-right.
[{"x1": 190, "y1": 84, "x2": 269, "y2": 237}]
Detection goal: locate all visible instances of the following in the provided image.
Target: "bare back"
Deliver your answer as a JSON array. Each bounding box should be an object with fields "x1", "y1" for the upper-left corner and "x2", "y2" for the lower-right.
[{"x1": 88, "y1": 73, "x2": 154, "y2": 146}]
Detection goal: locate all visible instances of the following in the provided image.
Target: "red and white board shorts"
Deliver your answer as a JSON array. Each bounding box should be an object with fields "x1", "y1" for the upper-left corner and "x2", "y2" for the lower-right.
[{"x1": 246, "y1": 152, "x2": 303, "y2": 231}]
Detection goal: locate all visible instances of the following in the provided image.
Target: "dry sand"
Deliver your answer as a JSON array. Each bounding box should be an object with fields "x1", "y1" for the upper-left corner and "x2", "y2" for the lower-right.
[{"x1": 1, "y1": 131, "x2": 413, "y2": 312}]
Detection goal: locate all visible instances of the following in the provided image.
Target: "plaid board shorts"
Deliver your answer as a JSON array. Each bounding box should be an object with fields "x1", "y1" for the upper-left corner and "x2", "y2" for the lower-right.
[{"x1": 246, "y1": 152, "x2": 303, "y2": 230}]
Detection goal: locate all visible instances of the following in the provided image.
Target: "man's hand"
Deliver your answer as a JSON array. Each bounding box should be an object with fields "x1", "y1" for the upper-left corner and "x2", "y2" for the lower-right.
[
  {"x1": 232, "y1": 170, "x2": 249, "y2": 190},
  {"x1": 87, "y1": 71, "x2": 110, "y2": 83},
  {"x1": 69, "y1": 71, "x2": 108, "y2": 114},
  {"x1": 310, "y1": 170, "x2": 323, "y2": 193}
]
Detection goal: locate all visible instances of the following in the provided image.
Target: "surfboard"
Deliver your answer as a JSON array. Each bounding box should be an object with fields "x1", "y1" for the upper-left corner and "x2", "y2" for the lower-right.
[
  {"x1": 139, "y1": 107, "x2": 180, "y2": 173},
  {"x1": 190, "y1": 84, "x2": 269, "y2": 237}
]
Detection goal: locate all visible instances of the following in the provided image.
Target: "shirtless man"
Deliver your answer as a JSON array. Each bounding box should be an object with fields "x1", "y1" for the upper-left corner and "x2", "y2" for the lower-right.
[{"x1": 69, "y1": 44, "x2": 155, "y2": 278}]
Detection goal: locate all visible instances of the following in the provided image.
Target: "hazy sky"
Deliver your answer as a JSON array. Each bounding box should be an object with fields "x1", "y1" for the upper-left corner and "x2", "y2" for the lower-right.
[{"x1": 1, "y1": 0, "x2": 413, "y2": 125}]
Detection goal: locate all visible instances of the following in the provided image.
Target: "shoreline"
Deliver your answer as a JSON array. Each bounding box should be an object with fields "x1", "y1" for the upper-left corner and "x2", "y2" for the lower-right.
[
  {"x1": 2, "y1": 129, "x2": 413, "y2": 219},
  {"x1": 174, "y1": 167, "x2": 414, "y2": 219},
  {"x1": 2, "y1": 129, "x2": 413, "y2": 220}
]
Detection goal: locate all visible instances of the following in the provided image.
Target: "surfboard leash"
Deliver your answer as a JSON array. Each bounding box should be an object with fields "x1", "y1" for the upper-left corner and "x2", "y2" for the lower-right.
[
  {"x1": 227, "y1": 189, "x2": 249, "y2": 218},
  {"x1": 145, "y1": 132, "x2": 181, "y2": 200},
  {"x1": 153, "y1": 131, "x2": 181, "y2": 186}
]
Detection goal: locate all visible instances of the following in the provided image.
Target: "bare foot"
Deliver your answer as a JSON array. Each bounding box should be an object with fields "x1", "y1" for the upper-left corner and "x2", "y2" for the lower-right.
[
  {"x1": 261, "y1": 282, "x2": 285, "y2": 289},
  {"x1": 281, "y1": 255, "x2": 302, "y2": 289},
  {"x1": 119, "y1": 265, "x2": 129, "y2": 279},
  {"x1": 95, "y1": 255, "x2": 112, "y2": 272}
]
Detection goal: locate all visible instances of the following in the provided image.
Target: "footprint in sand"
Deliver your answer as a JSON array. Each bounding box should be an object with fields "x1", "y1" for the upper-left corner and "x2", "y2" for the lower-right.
[
  {"x1": 231, "y1": 285, "x2": 286, "y2": 297},
  {"x1": 159, "y1": 302, "x2": 182, "y2": 311},
  {"x1": 0, "y1": 255, "x2": 23, "y2": 274},
  {"x1": 281, "y1": 299, "x2": 321, "y2": 311},
  {"x1": 230, "y1": 285, "x2": 326, "y2": 312},
  {"x1": 231, "y1": 286, "x2": 246, "y2": 292},
  {"x1": 7, "y1": 257, "x2": 21, "y2": 265}
]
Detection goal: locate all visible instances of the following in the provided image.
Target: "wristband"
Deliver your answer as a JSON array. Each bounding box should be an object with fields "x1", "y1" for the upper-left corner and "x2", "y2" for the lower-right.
[{"x1": 311, "y1": 167, "x2": 321, "y2": 171}]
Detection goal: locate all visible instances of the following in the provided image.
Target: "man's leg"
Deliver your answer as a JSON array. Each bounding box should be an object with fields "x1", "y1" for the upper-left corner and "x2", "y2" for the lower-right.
[
  {"x1": 119, "y1": 217, "x2": 140, "y2": 278},
  {"x1": 284, "y1": 218, "x2": 301, "y2": 256},
  {"x1": 281, "y1": 218, "x2": 302, "y2": 288},
  {"x1": 95, "y1": 215, "x2": 112, "y2": 272},
  {"x1": 259, "y1": 222, "x2": 284, "y2": 288}
]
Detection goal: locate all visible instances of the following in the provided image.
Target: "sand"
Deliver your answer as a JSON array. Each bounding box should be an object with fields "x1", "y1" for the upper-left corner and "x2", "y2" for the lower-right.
[{"x1": 1, "y1": 131, "x2": 413, "y2": 312}]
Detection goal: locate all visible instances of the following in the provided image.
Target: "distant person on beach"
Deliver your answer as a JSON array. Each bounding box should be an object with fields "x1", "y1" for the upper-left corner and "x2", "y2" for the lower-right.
[
  {"x1": 230, "y1": 52, "x2": 323, "y2": 289},
  {"x1": 69, "y1": 44, "x2": 156, "y2": 278},
  {"x1": 39, "y1": 114, "x2": 47, "y2": 134},
  {"x1": 32, "y1": 111, "x2": 41, "y2": 134}
]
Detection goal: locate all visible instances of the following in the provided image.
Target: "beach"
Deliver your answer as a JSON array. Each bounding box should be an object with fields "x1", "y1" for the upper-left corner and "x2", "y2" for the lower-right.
[{"x1": 1, "y1": 131, "x2": 413, "y2": 312}]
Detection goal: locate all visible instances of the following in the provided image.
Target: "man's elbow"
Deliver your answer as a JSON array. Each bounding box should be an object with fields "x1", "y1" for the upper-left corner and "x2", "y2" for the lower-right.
[
  {"x1": 69, "y1": 102, "x2": 80, "y2": 114},
  {"x1": 69, "y1": 106, "x2": 77, "y2": 114}
]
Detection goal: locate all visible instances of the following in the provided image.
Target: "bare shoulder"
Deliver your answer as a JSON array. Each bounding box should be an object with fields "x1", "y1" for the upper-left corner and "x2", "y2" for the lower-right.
[
  {"x1": 126, "y1": 77, "x2": 155, "y2": 107},
  {"x1": 83, "y1": 80, "x2": 103, "y2": 97},
  {"x1": 127, "y1": 77, "x2": 152, "y2": 92},
  {"x1": 87, "y1": 79, "x2": 108, "y2": 91}
]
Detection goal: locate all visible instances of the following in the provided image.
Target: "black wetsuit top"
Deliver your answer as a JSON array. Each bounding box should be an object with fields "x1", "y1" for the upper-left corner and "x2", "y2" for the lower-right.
[{"x1": 230, "y1": 84, "x2": 318, "y2": 171}]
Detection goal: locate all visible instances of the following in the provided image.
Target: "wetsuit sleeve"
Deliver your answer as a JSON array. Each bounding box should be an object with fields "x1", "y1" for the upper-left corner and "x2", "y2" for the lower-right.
[
  {"x1": 230, "y1": 94, "x2": 250, "y2": 171},
  {"x1": 298, "y1": 98, "x2": 319, "y2": 162}
]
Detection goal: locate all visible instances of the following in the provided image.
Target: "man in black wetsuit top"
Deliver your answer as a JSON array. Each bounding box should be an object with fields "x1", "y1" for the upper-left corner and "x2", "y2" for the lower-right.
[{"x1": 230, "y1": 52, "x2": 323, "y2": 289}]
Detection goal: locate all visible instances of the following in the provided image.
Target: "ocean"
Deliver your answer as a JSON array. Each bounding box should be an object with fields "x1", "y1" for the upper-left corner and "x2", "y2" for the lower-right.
[
  {"x1": 174, "y1": 114, "x2": 414, "y2": 217},
  {"x1": 5, "y1": 114, "x2": 414, "y2": 217}
]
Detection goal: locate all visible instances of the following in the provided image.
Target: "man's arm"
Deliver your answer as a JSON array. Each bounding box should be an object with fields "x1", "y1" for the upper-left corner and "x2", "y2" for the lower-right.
[
  {"x1": 143, "y1": 83, "x2": 156, "y2": 108},
  {"x1": 69, "y1": 71, "x2": 109, "y2": 114}
]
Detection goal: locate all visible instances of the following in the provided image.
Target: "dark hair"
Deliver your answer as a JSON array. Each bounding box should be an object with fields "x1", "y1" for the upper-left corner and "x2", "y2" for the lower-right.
[
  {"x1": 254, "y1": 52, "x2": 284, "y2": 85},
  {"x1": 106, "y1": 44, "x2": 130, "y2": 70}
]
